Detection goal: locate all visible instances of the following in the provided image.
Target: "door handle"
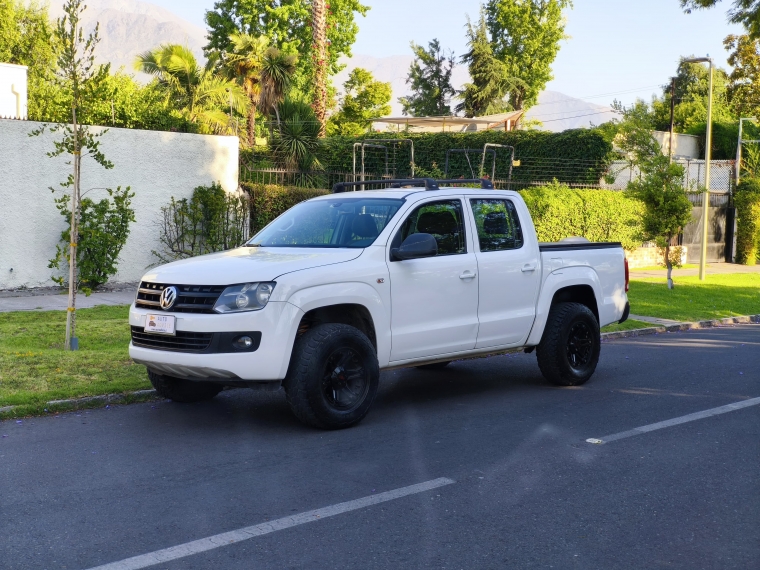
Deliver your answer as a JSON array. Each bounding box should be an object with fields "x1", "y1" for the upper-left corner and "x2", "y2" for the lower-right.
[
  {"x1": 459, "y1": 271, "x2": 477, "y2": 280},
  {"x1": 521, "y1": 263, "x2": 537, "y2": 272}
]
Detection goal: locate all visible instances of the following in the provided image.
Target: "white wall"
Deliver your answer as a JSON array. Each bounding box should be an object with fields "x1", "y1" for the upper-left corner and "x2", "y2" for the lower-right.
[
  {"x1": 0, "y1": 63, "x2": 28, "y2": 119},
  {"x1": 0, "y1": 119, "x2": 239, "y2": 289},
  {"x1": 653, "y1": 131, "x2": 701, "y2": 160}
]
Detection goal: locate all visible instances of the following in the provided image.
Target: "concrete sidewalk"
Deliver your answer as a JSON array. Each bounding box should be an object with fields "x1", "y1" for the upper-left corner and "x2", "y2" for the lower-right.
[{"x1": 0, "y1": 290, "x2": 136, "y2": 312}]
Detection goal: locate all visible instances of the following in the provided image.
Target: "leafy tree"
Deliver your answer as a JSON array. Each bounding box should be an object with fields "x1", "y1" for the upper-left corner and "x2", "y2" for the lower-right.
[
  {"x1": 30, "y1": 0, "x2": 115, "y2": 350},
  {"x1": 135, "y1": 44, "x2": 248, "y2": 134},
  {"x1": 681, "y1": 0, "x2": 760, "y2": 39},
  {"x1": 725, "y1": 34, "x2": 760, "y2": 118},
  {"x1": 650, "y1": 59, "x2": 734, "y2": 133},
  {"x1": 327, "y1": 68, "x2": 391, "y2": 135},
  {"x1": 399, "y1": 39, "x2": 456, "y2": 116},
  {"x1": 204, "y1": 0, "x2": 369, "y2": 96},
  {"x1": 0, "y1": 0, "x2": 66, "y2": 121},
  {"x1": 485, "y1": 0, "x2": 572, "y2": 110},
  {"x1": 617, "y1": 103, "x2": 693, "y2": 288},
  {"x1": 457, "y1": 10, "x2": 525, "y2": 117}
]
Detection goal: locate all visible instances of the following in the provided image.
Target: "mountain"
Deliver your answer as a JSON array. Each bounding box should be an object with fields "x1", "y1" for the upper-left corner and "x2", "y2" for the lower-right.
[{"x1": 48, "y1": 0, "x2": 207, "y2": 74}]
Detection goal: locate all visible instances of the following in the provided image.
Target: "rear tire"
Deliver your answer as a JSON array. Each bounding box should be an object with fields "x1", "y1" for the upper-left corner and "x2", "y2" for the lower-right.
[
  {"x1": 415, "y1": 361, "x2": 451, "y2": 370},
  {"x1": 148, "y1": 370, "x2": 222, "y2": 403},
  {"x1": 284, "y1": 323, "x2": 379, "y2": 429},
  {"x1": 536, "y1": 302, "x2": 600, "y2": 386}
]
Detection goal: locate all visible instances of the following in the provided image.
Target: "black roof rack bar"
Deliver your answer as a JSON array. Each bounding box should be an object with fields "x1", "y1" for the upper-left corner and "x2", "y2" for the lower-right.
[{"x1": 331, "y1": 178, "x2": 493, "y2": 193}]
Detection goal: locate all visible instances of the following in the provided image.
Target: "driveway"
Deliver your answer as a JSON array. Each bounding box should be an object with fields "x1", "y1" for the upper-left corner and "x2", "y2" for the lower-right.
[{"x1": 2, "y1": 325, "x2": 758, "y2": 569}]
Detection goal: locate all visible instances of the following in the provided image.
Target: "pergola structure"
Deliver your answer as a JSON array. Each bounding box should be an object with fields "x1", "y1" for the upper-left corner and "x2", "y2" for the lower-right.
[{"x1": 369, "y1": 111, "x2": 524, "y2": 133}]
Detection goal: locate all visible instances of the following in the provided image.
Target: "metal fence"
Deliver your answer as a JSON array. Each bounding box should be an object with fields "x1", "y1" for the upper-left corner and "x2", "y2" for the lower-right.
[{"x1": 602, "y1": 159, "x2": 736, "y2": 193}]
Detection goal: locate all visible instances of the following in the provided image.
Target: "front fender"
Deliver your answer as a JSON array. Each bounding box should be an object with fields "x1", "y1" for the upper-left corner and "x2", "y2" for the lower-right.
[
  {"x1": 526, "y1": 267, "x2": 604, "y2": 346},
  {"x1": 284, "y1": 282, "x2": 391, "y2": 369}
]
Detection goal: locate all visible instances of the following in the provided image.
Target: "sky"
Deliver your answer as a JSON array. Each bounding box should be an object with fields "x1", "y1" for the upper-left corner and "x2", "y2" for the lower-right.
[{"x1": 148, "y1": 0, "x2": 742, "y2": 107}]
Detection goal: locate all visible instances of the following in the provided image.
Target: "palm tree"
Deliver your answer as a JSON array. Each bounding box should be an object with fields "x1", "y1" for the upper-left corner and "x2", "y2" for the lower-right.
[
  {"x1": 311, "y1": 0, "x2": 328, "y2": 137},
  {"x1": 258, "y1": 47, "x2": 297, "y2": 132},
  {"x1": 224, "y1": 33, "x2": 269, "y2": 146},
  {"x1": 135, "y1": 44, "x2": 248, "y2": 134}
]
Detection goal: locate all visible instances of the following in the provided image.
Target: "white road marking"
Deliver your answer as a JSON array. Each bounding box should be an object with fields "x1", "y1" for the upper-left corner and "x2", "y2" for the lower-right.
[
  {"x1": 586, "y1": 396, "x2": 760, "y2": 444},
  {"x1": 85, "y1": 477, "x2": 455, "y2": 570}
]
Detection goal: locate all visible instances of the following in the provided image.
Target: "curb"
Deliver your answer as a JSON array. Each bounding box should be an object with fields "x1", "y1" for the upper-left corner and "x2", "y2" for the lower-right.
[
  {"x1": 0, "y1": 389, "x2": 158, "y2": 417},
  {"x1": 602, "y1": 314, "x2": 760, "y2": 341},
  {"x1": 3, "y1": 315, "x2": 758, "y2": 418}
]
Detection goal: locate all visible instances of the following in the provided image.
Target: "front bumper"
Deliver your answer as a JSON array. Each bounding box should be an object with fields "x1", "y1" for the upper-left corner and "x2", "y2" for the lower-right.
[{"x1": 128, "y1": 301, "x2": 303, "y2": 382}]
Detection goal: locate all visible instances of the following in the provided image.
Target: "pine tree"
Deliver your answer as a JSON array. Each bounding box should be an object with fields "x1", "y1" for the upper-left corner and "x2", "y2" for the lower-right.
[
  {"x1": 457, "y1": 11, "x2": 525, "y2": 117},
  {"x1": 398, "y1": 39, "x2": 456, "y2": 117}
]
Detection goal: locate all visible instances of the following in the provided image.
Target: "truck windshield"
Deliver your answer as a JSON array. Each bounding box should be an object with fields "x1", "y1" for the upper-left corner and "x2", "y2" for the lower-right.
[{"x1": 248, "y1": 198, "x2": 404, "y2": 248}]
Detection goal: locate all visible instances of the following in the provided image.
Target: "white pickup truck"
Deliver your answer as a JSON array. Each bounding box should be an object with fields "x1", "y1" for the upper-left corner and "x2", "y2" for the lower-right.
[{"x1": 129, "y1": 178, "x2": 630, "y2": 429}]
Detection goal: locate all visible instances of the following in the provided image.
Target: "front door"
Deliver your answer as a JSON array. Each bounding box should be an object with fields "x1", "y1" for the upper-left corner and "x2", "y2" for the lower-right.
[
  {"x1": 387, "y1": 198, "x2": 479, "y2": 362},
  {"x1": 468, "y1": 197, "x2": 540, "y2": 348}
]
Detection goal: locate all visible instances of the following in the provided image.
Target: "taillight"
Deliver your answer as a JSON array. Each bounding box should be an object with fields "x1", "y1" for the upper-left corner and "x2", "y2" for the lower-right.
[{"x1": 624, "y1": 257, "x2": 630, "y2": 292}]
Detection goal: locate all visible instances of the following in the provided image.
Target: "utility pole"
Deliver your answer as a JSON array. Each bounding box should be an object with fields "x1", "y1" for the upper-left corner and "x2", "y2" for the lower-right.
[
  {"x1": 668, "y1": 77, "x2": 676, "y2": 163},
  {"x1": 683, "y1": 57, "x2": 713, "y2": 281}
]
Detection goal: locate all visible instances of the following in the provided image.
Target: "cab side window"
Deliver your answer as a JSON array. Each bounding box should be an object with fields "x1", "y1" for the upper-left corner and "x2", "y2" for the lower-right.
[
  {"x1": 392, "y1": 200, "x2": 466, "y2": 255},
  {"x1": 470, "y1": 199, "x2": 524, "y2": 252}
]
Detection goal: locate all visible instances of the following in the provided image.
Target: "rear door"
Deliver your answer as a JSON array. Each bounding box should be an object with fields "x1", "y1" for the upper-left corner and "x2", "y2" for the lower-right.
[
  {"x1": 467, "y1": 197, "x2": 540, "y2": 348},
  {"x1": 386, "y1": 197, "x2": 479, "y2": 361}
]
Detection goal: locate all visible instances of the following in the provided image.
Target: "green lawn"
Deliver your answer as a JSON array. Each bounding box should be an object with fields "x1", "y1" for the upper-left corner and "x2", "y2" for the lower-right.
[
  {"x1": 628, "y1": 274, "x2": 760, "y2": 322},
  {"x1": 0, "y1": 305, "x2": 150, "y2": 417}
]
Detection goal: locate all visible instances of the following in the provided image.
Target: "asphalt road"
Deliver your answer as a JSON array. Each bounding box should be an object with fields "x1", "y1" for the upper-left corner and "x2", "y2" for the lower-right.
[{"x1": 2, "y1": 325, "x2": 759, "y2": 570}]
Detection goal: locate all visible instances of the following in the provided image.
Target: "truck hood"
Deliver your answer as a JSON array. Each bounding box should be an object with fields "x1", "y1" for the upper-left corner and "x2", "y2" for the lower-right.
[{"x1": 141, "y1": 247, "x2": 363, "y2": 285}]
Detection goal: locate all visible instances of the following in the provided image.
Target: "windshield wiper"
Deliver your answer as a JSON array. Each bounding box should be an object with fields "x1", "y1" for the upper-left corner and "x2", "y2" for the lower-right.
[{"x1": 245, "y1": 243, "x2": 262, "y2": 247}]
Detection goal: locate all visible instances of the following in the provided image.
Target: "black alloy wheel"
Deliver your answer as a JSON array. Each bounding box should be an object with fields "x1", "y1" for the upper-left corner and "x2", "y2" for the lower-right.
[
  {"x1": 566, "y1": 321, "x2": 594, "y2": 369},
  {"x1": 322, "y1": 347, "x2": 370, "y2": 412},
  {"x1": 285, "y1": 323, "x2": 379, "y2": 429},
  {"x1": 536, "y1": 302, "x2": 601, "y2": 386}
]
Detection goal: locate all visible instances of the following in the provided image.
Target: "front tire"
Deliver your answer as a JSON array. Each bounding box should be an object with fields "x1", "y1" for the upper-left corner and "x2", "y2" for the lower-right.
[
  {"x1": 536, "y1": 302, "x2": 600, "y2": 386},
  {"x1": 284, "y1": 323, "x2": 379, "y2": 429},
  {"x1": 148, "y1": 370, "x2": 222, "y2": 403}
]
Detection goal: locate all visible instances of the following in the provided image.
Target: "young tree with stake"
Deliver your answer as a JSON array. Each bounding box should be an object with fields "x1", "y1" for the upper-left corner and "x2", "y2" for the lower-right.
[{"x1": 31, "y1": 0, "x2": 112, "y2": 350}]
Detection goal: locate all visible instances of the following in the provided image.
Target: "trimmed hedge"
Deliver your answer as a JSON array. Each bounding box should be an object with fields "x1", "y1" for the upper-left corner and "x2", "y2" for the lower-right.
[
  {"x1": 734, "y1": 178, "x2": 760, "y2": 265},
  {"x1": 242, "y1": 182, "x2": 329, "y2": 232},
  {"x1": 242, "y1": 180, "x2": 643, "y2": 251},
  {"x1": 521, "y1": 182, "x2": 643, "y2": 250},
  {"x1": 320, "y1": 129, "x2": 614, "y2": 187}
]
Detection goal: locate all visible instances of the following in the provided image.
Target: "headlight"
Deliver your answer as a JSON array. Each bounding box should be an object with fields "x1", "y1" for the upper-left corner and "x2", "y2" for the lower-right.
[{"x1": 213, "y1": 282, "x2": 276, "y2": 313}]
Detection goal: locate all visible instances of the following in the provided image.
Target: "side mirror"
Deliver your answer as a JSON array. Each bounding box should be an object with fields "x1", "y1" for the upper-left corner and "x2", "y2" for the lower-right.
[{"x1": 391, "y1": 233, "x2": 438, "y2": 261}]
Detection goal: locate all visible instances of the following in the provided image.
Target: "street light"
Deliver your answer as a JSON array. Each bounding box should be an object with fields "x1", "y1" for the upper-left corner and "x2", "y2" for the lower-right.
[{"x1": 682, "y1": 57, "x2": 713, "y2": 280}]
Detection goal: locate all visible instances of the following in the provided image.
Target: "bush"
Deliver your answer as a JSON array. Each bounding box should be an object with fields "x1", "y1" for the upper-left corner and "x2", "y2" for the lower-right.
[
  {"x1": 242, "y1": 182, "x2": 329, "y2": 233},
  {"x1": 734, "y1": 178, "x2": 760, "y2": 265},
  {"x1": 154, "y1": 182, "x2": 249, "y2": 263},
  {"x1": 521, "y1": 181, "x2": 644, "y2": 250},
  {"x1": 49, "y1": 186, "x2": 136, "y2": 292}
]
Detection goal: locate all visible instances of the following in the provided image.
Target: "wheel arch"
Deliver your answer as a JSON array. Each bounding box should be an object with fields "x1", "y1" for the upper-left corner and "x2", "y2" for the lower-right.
[{"x1": 526, "y1": 268, "x2": 603, "y2": 346}]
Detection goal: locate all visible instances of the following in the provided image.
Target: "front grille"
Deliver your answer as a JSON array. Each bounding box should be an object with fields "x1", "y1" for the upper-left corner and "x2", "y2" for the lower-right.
[
  {"x1": 135, "y1": 281, "x2": 225, "y2": 314},
  {"x1": 130, "y1": 327, "x2": 213, "y2": 352}
]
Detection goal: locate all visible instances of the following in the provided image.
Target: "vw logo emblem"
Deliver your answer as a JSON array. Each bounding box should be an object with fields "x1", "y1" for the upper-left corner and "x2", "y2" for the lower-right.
[{"x1": 159, "y1": 286, "x2": 178, "y2": 310}]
